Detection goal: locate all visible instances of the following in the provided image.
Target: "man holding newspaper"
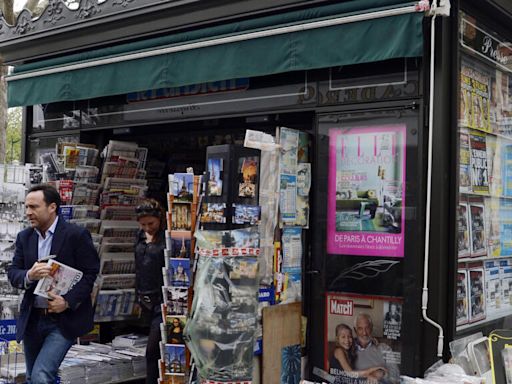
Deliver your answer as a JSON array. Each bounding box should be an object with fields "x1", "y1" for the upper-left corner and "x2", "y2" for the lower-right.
[{"x1": 8, "y1": 184, "x2": 99, "y2": 384}]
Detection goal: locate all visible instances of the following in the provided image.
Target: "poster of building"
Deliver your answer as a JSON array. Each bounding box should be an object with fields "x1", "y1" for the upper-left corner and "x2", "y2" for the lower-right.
[
  {"x1": 325, "y1": 293, "x2": 402, "y2": 384},
  {"x1": 327, "y1": 125, "x2": 406, "y2": 257}
]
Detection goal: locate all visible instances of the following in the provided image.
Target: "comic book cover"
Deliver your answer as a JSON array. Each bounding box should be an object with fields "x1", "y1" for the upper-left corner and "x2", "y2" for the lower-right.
[
  {"x1": 459, "y1": 129, "x2": 472, "y2": 193},
  {"x1": 469, "y1": 203, "x2": 487, "y2": 256},
  {"x1": 468, "y1": 268, "x2": 486, "y2": 323},
  {"x1": 469, "y1": 130, "x2": 489, "y2": 194},
  {"x1": 325, "y1": 293, "x2": 402, "y2": 384},
  {"x1": 456, "y1": 270, "x2": 469, "y2": 326},
  {"x1": 458, "y1": 202, "x2": 471, "y2": 258}
]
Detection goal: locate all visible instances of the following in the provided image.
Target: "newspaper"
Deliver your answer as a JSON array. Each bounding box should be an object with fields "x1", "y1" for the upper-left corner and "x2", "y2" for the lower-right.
[{"x1": 34, "y1": 259, "x2": 83, "y2": 299}]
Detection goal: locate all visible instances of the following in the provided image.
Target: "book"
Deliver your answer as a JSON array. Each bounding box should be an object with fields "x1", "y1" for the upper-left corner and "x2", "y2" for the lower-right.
[
  {"x1": 469, "y1": 130, "x2": 489, "y2": 194},
  {"x1": 34, "y1": 259, "x2": 83, "y2": 299}
]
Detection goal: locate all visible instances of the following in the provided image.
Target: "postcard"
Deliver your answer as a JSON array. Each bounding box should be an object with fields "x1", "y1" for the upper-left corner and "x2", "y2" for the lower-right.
[
  {"x1": 233, "y1": 204, "x2": 261, "y2": 225},
  {"x1": 238, "y1": 157, "x2": 259, "y2": 198},
  {"x1": 207, "y1": 158, "x2": 223, "y2": 197},
  {"x1": 200, "y1": 203, "x2": 226, "y2": 224}
]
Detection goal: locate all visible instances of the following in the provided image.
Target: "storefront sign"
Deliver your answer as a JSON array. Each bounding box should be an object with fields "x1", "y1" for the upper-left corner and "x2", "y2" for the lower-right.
[
  {"x1": 327, "y1": 125, "x2": 406, "y2": 257},
  {"x1": 126, "y1": 78, "x2": 250, "y2": 102},
  {"x1": 461, "y1": 16, "x2": 512, "y2": 71},
  {"x1": 123, "y1": 81, "x2": 316, "y2": 122}
]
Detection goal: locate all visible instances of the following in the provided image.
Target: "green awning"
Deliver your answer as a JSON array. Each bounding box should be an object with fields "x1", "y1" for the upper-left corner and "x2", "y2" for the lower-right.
[{"x1": 7, "y1": 0, "x2": 425, "y2": 107}]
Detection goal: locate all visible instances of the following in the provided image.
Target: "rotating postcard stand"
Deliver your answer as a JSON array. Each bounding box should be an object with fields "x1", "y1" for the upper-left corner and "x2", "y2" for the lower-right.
[{"x1": 185, "y1": 145, "x2": 261, "y2": 384}]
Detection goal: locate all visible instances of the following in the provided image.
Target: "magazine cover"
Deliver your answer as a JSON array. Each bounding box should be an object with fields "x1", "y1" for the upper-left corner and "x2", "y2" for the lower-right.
[
  {"x1": 469, "y1": 203, "x2": 487, "y2": 256},
  {"x1": 327, "y1": 125, "x2": 406, "y2": 257},
  {"x1": 325, "y1": 293, "x2": 402, "y2": 384},
  {"x1": 458, "y1": 202, "x2": 471, "y2": 258},
  {"x1": 459, "y1": 129, "x2": 471, "y2": 193},
  {"x1": 500, "y1": 260, "x2": 512, "y2": 308},
  {"x1": 484, "y1": 197, "x2": 501, "y2": 257},
  {"x1": 456, "y1": 270, "x2": 469, "y2": 326},
  {"x1": 460, "y1": 62, "x2": 491, "y2": 132},
  {"x1": 486, "y1": 135, "x2": 502, "y2": 196},
  {"x1": 238, "y1": 156, "x2": 259, "y2": 198},
  {"x1": 503, "y1": 144, "x2": 512, "y2": 197},
  {"x1": 500, "y1": 200, "x2": 512, "y2": 256},
  {"x1": 34, "y1": 259, "x2": 83, "y2": 299},
  {"x1": 469, "y1": 130, "x2": 489, "y2": 194},
  {"x1": 484, "y1": 260, "x2": 501, "y2": 314},
  {"x1": 468, "y1": 267, "x2": 486, "y2": 323}
]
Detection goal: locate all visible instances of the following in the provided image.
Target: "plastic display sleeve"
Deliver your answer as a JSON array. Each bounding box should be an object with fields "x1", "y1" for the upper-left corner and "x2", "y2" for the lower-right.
[{"x1": 185, "y1": 230, "x2": 260, "y2": 382}]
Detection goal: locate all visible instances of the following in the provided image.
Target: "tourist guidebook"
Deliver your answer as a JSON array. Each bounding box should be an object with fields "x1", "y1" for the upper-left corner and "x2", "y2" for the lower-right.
[
  {"x1": 34, "y1": 259, "x2": 83, "y2": 299},
  {"x1": 327, "y1": 125, "x2": 406, "y2": 257}
]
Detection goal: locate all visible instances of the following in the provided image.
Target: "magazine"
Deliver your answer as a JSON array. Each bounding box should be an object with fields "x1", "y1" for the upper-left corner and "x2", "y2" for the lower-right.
[
  {"x1": 457, "y1": 202, "x2": 470, "y2": 258},
  {"x1": 484, "y1": 260, "x2": 501, "y2": 314},
  {"x1": 34, "y1": 259, "x2": 83, "y2": 299},
  {"x1": 469, "y1": 130, "x2": 489, "y2": 194},
  {"x1": 468, "y1": 267, "x2": 486, "y2": 323},
  {"x1": 456, "y1": 270, "x2": 469, "y2": 326},
  {"x1": 459, "y1": 129, "x2": 471, "y2": 193},
  {"x1": 469, "y1": 203, "x2": 487, "y2": 256},
  {"x1": 325, "y1": 292, "x2": 402, "y2": 384}
]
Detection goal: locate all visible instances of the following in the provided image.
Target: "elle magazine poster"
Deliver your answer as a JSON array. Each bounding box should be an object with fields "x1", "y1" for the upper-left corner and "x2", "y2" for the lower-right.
[{"x1": 327, "y1": 125, "x2": 406, "y2": 257}]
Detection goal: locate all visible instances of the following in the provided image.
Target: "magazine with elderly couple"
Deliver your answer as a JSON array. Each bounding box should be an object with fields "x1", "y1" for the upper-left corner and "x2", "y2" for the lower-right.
[{"x1": 326, "y1": 294, "x2": 402, "y2": 384}]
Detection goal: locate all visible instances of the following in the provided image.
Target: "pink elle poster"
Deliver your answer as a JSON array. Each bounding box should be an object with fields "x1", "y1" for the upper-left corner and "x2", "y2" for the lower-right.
[{"x1": 327, "y1": 125, "x2": 406, "y2": 257}]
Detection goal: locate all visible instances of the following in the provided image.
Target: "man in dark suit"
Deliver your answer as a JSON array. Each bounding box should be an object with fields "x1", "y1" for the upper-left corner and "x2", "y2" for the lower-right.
[{"x1": 8, "y1": 184, "x2": 99, "y2": 384}]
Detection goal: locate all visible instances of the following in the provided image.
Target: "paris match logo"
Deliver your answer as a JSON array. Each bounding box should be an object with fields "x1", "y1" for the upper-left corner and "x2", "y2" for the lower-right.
[{"x1": 329, "y1": 298, "x2": 353, "y2": 316}]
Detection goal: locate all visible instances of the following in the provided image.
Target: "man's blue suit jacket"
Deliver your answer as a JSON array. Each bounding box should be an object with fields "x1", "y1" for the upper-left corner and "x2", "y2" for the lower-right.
[{"x1": 7, "y1": 217, "x2": 100, "y2": 342}]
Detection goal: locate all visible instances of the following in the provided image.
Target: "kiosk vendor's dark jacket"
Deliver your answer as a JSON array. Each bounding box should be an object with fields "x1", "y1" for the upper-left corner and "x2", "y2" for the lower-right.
[{"x1": 7, "y1": 218, "x2": 100, "y2": 342}]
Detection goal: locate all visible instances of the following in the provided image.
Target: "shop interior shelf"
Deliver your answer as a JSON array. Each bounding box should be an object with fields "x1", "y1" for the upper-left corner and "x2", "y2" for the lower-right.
[{"x1": 456, "y1": 307, "x2": 512, "y2": 332}]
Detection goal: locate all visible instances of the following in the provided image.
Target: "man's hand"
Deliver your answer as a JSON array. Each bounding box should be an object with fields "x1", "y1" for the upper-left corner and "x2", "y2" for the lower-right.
[
  {"x1": 47, "y1": 291, "x2": 69, "y2": 313},
  {"x1": 27, "y1": 262, "x2": 52, "y2": 281}
]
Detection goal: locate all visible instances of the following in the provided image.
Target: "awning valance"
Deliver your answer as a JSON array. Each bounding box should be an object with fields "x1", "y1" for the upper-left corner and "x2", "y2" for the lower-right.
[{"x1": 7, "y1": 0, "x2": 425, "y2": 107}]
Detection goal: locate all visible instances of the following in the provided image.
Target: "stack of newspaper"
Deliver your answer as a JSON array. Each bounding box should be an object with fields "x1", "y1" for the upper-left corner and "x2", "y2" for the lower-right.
[
  {"x1": 93, "y1": 140, "x2": 149, "y2": 322},
  {"x1": 57, "y1": 357, "x2": 87, "y2": 384}
]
